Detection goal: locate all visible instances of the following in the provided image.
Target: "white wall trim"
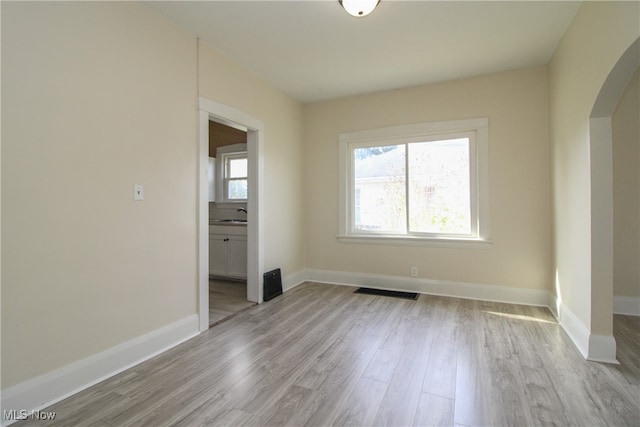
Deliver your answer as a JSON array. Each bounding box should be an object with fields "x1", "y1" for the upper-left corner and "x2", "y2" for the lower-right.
[
  {"x1": 338, "y1": 118, "x2": 490, "y2": 243},
  {"x1": 283, "y1": 269, "x2": 307, "y2": 293},
  {"x1": 1, "y1": 314, "x2": 199, "y2": 426},
  {"x1": 198, "y1": 110, "x2": 211, "y2": 332},
  {"x1": 551, "y1": 296, "x2": 619, "y2": 364},
  {"x1": 613, "y1": 295, "x2": 640, "y2": 316},
  {"x1": 584, "y1": 37, "x2": 640, "y2": 368},
  {"x1": 304, "y1": 268, "x2": 549, "y2": 307},
  {"x1": 554, "y1": 300, "x2": 591, "y2": 360},
  {"x1": 198, "y1": 97, "x2": 265, "y2": 331}
]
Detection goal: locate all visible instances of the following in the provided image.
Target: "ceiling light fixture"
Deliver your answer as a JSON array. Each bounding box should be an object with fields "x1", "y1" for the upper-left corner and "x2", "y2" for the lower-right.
[{"x1": 339, "y1": 0, "x2": 380, "y2": 18}]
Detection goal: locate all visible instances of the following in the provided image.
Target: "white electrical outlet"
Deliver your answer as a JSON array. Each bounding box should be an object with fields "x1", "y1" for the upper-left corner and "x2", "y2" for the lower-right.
[
  {"x1": 410, "y1": 266, "x2": 418, "y2": 277},
  {"x1": 133, "y1": 184, "x2": 144, "y2": 201}
]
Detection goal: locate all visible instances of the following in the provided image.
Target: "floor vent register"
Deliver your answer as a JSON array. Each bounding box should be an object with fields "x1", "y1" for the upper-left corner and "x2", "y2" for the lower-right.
[
  {"x1": 263, "y1": 268, "x2": 283, "y2": 302},
  {"x1": 354, "y1": 287, "x2": 419, "y2": 300}
]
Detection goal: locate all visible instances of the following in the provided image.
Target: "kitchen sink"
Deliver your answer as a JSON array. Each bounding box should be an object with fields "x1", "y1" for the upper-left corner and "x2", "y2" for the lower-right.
[{"x1": 211, "y1": 219, "x2": 247, "y2": 224}]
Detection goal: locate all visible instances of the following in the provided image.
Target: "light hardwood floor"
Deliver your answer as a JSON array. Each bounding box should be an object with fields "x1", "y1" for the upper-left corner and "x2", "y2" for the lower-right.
[
  {"x1": 17, "y1": 283, "x2": 639, "y2": 426},
  {"x1": 209, "y1": 279, "x2": 256, "y2": 326}
]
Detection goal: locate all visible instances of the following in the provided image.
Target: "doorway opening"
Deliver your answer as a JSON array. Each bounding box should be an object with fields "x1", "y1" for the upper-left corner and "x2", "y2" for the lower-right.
[
  {"x1": 207, "y1": 121, "x2": 253, "y2": 326},
  {"x1": 208, "y1": 278, "x2": 256, "y2": 326},
  {"x1": 198, "y1": 97, "x2": 264, "y2": 332},
  {"x1": 588, "y1": 37, "x2": 639, "y2": 361}
]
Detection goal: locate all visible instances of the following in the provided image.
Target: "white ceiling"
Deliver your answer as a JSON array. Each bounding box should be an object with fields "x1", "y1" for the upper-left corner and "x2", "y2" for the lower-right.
[{"x1": 147, "y1": 1, "x2": 581, "y2": 103}]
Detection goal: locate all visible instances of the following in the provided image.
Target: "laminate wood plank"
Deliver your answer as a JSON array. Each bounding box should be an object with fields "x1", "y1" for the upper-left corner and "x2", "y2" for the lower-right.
[
  {"x1": 481, "y1": 302, "x2": 538, "y2": 426},
  {"x1": 579, "y1": 362, "x2": 640, "y2": 427},
  {"x1": 422, "y1": 296, "x2": 459, "y2": 400},
  {"x1": 331, "y1": 377, "x2": 388, "y2": 427},
  {"x1": 294, "y1": 294, "x2": 398, "y2": 390},
  {"x1": 259, "y1": 384, "x2": 315, "y2": 426},
  {"x1": 453, "y1": 299, "x2": 492, "y2": 427},
  {"x1": 542, "y1": 322, "x2": 635, "y2": 427},
  {"x1": 86, "y1": 420, "x2": 115, "y2": 427},
  {"x1": 120, "y1": 286, "x2": 351, "y2": 425},
  {"x1": 154, "y1": 285, "x2": 341, "y2": 398},
  {"x1": 228, "y1": 291, "x2": 368, "y2": 414},
  {"x1": 361, "y1": 318, "x2": 407, "y2": 383},
  {"x1": 107, "y1": 288, "x2": 346, "y2": 425},
  {"x1": 218, "y1": 408, "x2": 257, "y2": 427},
  {"x1": 512, "y1": 332, "x2": 572, "y2": 426},
  {"x1": 414, "y1": 392, "x2": 455, "y2": 427},
  {"x1": 26, "y1": 391, "x2": 127, "y2": 427},
  {"x1": 14, "y1": 283, "x2": 639, "y2": 427},
  {"x1": 480, "y1": 302, "x2": 519, "y2": 360},
  {"x1": 170, "y1": 392, "x2": 230, "y2": 427},
  {"x1": 371, "y1": 297, "x2": 434, "y2": 426},
  {"x1": 487, "y1": 357, "x2": 536, "y2": 426},
  {"x1": 209, "y1": 279, "x2": 255, "y2": 325},
  {"x1": 126, "y1": 373, "x2": 235, "y2": 426},
  {"x1": 301, "y1": 295, "x2": 408, "y2": 426},
  {"x1": 614, "y1": 314, "x2": 640, "y2": 386}
]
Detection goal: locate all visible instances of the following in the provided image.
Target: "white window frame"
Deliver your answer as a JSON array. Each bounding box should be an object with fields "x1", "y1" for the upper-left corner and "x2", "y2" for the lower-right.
[
  {"x1": 338, "y1": 118, "x2": 491, "y2": 247},
  {"x1": 216, "y1": 143, "x2": 248, "y2": 204}
]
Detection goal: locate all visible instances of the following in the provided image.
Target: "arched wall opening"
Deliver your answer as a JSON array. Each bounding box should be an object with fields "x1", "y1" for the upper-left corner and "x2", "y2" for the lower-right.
[{"x1": 588, "y1": 37, "x2": 639, "y2": 362}]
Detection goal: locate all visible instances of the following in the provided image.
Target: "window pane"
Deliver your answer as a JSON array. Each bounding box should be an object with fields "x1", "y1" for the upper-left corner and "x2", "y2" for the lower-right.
[
  {"x1": 228, "y1": 179, "x2": 247, "y2": 199},
  {"x1": 353, "y1": 145, "x2": 406, "y2": 233},
  {"x1": 408, "y1": 138, "x2": 470, "y2": 234},
  {"x1": 228, "y1": 158, "x2": 247, "y2": 178}
]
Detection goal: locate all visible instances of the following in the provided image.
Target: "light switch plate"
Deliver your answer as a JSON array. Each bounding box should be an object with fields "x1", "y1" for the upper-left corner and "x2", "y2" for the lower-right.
[{"x1": 133, "y1": 184, "x2": 144, "y2": 201}]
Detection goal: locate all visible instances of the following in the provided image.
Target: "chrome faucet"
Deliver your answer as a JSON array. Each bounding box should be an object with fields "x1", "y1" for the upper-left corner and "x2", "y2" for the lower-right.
[{"x1": 236, "y1": 208, "x2": 247, "y2": 214}]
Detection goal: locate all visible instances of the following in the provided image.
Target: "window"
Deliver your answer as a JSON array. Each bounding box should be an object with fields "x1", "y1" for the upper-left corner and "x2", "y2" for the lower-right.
[
  {"x1": 216, "y1": 143, "x2": 248, "y2": 203},
  {"x1": 338, "y1": 118, "x2": 490, "y2": 246},
  {"x1": 223, "y1": 152, "x2": 248, "y2": 200}
]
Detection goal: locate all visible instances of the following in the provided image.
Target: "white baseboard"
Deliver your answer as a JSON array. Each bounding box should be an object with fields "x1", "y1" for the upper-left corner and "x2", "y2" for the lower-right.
[
  {"x1": 555, "y1": 300, "x2": 590, "y2": 359},
  {"x1": 1, "y1": 314, "x2": 199, "y2": 426},
  {"x1": 613, "y1": 295, "x2": 640, "y2": 316},
  {"x1": 283, "y1": 269, "x2": 307, "y2": 293},
  {"x1": 304, "y1": 268, "x2": 550, "y2": 307},
  {"x1": 551, "y1": 296, "x2": 618, "y2": 364}
]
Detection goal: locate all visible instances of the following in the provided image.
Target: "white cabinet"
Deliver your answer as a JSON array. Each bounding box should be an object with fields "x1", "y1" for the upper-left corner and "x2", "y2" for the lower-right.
[
  {"x1": 209, "y1": 225, "x2": 247, "y2": 280},
  {"x1": 208, "y1": 235, "x2": 227, "y2": 276},
  {"x1": 226, "y1": 237, "x2": 247, "y2": 278}
]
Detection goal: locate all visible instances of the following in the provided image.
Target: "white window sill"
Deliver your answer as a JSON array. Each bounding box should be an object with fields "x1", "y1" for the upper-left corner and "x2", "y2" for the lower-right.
[{"x1": 337, "y1": 234, "x2": 493, "y2": 249}]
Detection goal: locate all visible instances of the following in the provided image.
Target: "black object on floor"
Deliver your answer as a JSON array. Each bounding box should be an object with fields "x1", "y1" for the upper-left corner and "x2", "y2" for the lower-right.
[
  {"x1": 354, "y1": 287, "x2": 418, "y2": 300},
  {"x1": 263, "y1": 268, "x2": 283, "y2": 301}
]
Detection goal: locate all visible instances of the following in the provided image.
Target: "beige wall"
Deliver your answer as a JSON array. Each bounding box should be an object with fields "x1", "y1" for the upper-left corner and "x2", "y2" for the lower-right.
[
  {"x1": 1, "y1": 1, "x2": 305, "y2": 389},
  {"x1": 3, "y1": 0, "x2": 636, "y2": 396},
  {"x1": 303, "y1": 67, "x2": 551, "y2": 291},
  {"x1": 1, "y1": 1, "x2": 198, "y2": 387},
  {"x1": 548, "y1": 1, "x2": 639, "y2": 333},
  {"x1": 613, "y1": 70, "x2": 640, "y2": 299}
]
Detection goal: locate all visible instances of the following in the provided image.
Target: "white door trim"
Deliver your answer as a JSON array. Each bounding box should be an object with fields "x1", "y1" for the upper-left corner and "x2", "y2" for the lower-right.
[{"x1": 198, "y1": 97, "x2": 264, "y2": 332}]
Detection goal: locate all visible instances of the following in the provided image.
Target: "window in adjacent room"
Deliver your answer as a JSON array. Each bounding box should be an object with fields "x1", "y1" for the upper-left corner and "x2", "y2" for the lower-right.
[
  {"x1": 338, "y1": 118, "x2": 490, "y2": 246},
  {"x1": 216, "y1": 143, "x2": 248, "y2": 203},
  {"x1": 223, "y1": 152, "x2": 248, "y2": 200}
]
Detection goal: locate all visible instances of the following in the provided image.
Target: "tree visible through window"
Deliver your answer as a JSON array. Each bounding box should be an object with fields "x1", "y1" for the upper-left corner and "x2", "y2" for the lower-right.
[{"x1": 354, "y1": 138, "x2": 470, "y2": 235}]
